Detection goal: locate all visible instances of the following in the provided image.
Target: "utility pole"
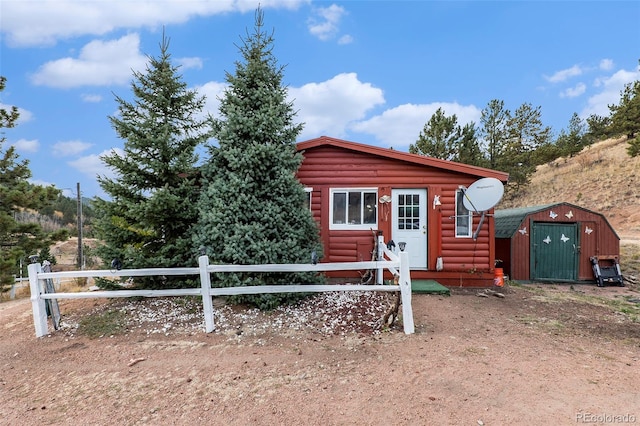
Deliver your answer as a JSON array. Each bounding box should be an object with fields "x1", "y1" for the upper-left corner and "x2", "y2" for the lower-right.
[{"x1": 76, "y1": 182, "x2": 83, "y2": 269}]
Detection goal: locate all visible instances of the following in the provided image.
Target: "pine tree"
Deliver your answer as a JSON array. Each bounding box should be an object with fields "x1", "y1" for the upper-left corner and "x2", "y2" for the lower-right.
[
  {"x1": 503, "y1": 103, "x2": 552, "y2": 193},
  {"x1": 555, "y1": 112, "x2": 586, "y2": 158},
  {"x1": 409, "y1": 107, "x2": 460, "y2": 160},
  {"x1": 0, "y1": 77, "x2": 65, "y2": 294},
  {"x1": 609, "y1": 77, "x2": 640, "y2": 157},
  {"x1": 455, "y1": 122, "x2": 487, "y2": 167},
  {"x1": 480, "y1": 99, "x2": 510, "y2": 170},
  {"x1": 94, "y1": 33, "x2": 210, "y2": 288},
  {"x1": 193, "y1": 8, "x2": 324, "y2": 309}
]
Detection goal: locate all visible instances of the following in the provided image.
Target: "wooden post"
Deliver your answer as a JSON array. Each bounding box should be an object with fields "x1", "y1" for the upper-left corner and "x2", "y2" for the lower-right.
[
  {"x1": 376, "y1": 231, "x2": 385, "y2": 285},
  {"x1": 28, "y1": 263, "x2": 49, "y2": 337},
  {"x1": 398, "y1": 247, "x2": 415, "y2": 334},
  {"x1": 198, "y1": 255, "x2": 215, "y2": 332}
]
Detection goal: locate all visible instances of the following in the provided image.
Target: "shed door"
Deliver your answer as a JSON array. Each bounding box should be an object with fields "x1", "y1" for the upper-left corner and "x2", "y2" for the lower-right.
[
  {"x1": 531, "y1": 222, "x2": 578, "y2": 281},
  {"x1": 392, "y1": 189, "x2": 427, "y2": 269}
]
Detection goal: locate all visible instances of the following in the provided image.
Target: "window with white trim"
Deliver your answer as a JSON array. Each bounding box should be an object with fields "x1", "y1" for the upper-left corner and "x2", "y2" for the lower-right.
[
  {"x1": 330, "y1": 188, "x2": 378, "y2": 230},
  {"x1": 455, "y1": 189, "x2": 472, "y2": 237}
]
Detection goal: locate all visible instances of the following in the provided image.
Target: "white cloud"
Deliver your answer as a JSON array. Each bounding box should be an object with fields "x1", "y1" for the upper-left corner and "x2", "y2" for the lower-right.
[
  {"x1": 338, "y1": 34, "x2": 354, "y2": 45},
  {"x1": 196, "y1": 81, "x2": 227, "y2": 119},
  {"x1": 29, "y1": 178, "x2": 58, "y2": 189},
  {"x1": 580, "y1": 68, "x2": 640, "y2": 118},
  {"x1": 69, "y1": 148, "x2": 123, "y2": 181},
  {"x1": 0, "y1": 0, "x2": 308, "y2": 47},
  {"x1": 30, "y1": 34, "x2": 148, "y2": 88},
  {"x1": 559, "y1": 82, "x2": 586, "y2": 99},
  {"x1": 52, "y1": 140, "x2": 93, "y2": 157},
  {"x1": 81, "y1": 94, "x2": 103, "y2": 103},
  {"x1": 289, "y1": 73, "x2": 385, "y2": 140},
  {"x1": 177, "y1": 57, "x2": 204, "y2": 70},
  {"x1": 599, "y1": 59, "x2": 614, "y2": 71},
  {"x1": 13, "y1": 138, "x2": 40, "y2": 153},
  {"x1": 308, "y1": 4, "x2": 347, "y2": 41},
  {"x1": 351, "y1": 102, "x2": 482, "y2": 150},
  {"x1": 545, "y1": 65, "x2": 583, "y2": 83},
  {"x1": 0, "y1": 103, "x2": 34, "y2": 125}
]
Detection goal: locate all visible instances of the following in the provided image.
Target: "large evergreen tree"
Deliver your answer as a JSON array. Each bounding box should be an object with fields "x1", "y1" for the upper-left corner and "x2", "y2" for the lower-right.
[
  {"x1": 609, "y1": 77, "x2": 640, "y2": 157},
  {"x1": 409, "y1": 107, "x2": 460, "y2": 160},
  {"x1": 555, "y1": 112, "x2": 586, "y2": 158},
  {"x1": 0, "y1": 77, "x2": 65, "y2": 294},
  {"x1": 585, "y1": 113, "x2": 612, "y2": 142},
  {"x1": 455, "y1": 122, "x2": 487, "y2": 167},
  {"x1": 503, "y1": 103, "x2": 552, "y2": 193},
  {"x1": 94, "y1": 34, "x2": 210, "y2": 288},
  {"x1": 193, "y1": 8, "x2": 324, "y2": 309},
  {"x1": 480, "y1": 99, "x2": 510, "y2": 170}
]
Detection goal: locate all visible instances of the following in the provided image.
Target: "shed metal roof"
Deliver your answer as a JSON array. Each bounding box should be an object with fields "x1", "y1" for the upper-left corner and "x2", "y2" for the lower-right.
[
  {"x1": 494, "y1": 202, "x2": 619, "y2": 239},
  {"x1": 494, "y1": 204, "x2": 556, "y2": 238}
]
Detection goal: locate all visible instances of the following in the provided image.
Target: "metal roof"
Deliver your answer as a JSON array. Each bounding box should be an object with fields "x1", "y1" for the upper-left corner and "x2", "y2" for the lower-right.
[
  {"x1": 494, "y1": 202, "x2": 619, "y2": 239},
  {"x1": 494, "y1": 203, "x2": 562, "y2": 238}
]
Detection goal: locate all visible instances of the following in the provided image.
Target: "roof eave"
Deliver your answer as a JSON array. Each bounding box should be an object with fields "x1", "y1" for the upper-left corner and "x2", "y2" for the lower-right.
[{"x1": 297, "y1": 136, "x2": 509, "y2": 181}]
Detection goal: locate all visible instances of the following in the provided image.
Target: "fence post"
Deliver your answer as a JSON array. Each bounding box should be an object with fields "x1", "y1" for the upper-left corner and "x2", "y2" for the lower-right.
[
  {"x1": 397, "y1": 247, "x2": 415, "y2": 334},
  {"x1": 376, "y1": 231, "x2": 385, "y2": 285},
  {"x1": 28, "y1": 263, "x2": 49, "y2": 337},
  {"x1": 198, "y1": 255, "x2": 215, "y2": 333}
]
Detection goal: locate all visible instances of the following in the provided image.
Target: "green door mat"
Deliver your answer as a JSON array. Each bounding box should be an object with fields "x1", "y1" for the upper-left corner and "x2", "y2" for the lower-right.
[{"x1": 411, "y1": 280, "x2": 450, "y2": 295}]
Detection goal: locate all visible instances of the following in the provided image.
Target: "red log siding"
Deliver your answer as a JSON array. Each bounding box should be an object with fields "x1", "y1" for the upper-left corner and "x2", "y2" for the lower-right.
[
  {"x1": 296, "y1": 144, "x2": 503, "y2": 287},
  {"x1": 506, "y1": 204, "x2": 619, "y2": 282}
]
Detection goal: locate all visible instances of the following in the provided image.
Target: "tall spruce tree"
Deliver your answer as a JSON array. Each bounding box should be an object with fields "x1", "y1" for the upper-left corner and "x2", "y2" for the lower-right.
[
  {"x1": 1, "y1": 77, "x2": 65, "y2": 294},
  {"x1": 193, "y1": 8, "x2": 324, "y2": 309},
  {"x1": 94, "y1": 33, "x2": 210, "y2": 288}
]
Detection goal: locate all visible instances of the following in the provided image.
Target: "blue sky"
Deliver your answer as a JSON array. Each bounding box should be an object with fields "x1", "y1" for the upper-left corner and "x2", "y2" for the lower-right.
[{"x1": 1, "y1": 0, "x2": 639, "y2": 199}]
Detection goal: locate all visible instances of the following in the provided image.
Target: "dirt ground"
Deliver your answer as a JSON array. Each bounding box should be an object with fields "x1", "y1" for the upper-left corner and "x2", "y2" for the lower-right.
[{"x1": 1, "y1": 283, "x2": 639, "y2": 426}]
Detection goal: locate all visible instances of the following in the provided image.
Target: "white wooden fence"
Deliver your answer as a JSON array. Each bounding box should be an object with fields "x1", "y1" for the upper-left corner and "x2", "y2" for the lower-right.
[{"x1": 28, "y1": 236, "x2": 414, "y2": 337}]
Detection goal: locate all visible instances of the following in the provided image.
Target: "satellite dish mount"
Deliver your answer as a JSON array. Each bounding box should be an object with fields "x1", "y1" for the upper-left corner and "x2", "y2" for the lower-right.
[{"x1": 460, "y1": 177, "x2": 504, "y2": 240}]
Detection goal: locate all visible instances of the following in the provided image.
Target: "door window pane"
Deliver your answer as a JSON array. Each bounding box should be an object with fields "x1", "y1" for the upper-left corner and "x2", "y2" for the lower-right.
[{"x1": 397, "y1": 193, "x2": 421, "y2": 230}]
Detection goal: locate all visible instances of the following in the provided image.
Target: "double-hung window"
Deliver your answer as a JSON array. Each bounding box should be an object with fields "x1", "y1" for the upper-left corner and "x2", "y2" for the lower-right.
[
  {"x1": 330, "y1": 188, "x2": 377, "y2": 230},
  {"x1": 455, "y1": 189, "x2": 472, "y2": 237}
]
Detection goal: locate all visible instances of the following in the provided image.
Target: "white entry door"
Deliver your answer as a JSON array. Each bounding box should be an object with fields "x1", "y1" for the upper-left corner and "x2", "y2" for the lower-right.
[{"x1": 391, "y1": 189, "x2": 427, "y2": 269}]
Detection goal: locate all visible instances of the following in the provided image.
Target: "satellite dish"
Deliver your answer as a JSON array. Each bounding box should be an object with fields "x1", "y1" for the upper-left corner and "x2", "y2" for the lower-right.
[
  {"x1": 462, "y1": 177, "x2": 504, "y2": 213},
  {"x1": 460, "y1": 177, "x2": 504, "y2": 240}
]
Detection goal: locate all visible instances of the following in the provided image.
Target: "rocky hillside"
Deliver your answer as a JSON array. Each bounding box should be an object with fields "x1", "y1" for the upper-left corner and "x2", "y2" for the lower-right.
[{"x1": 498, "y1": 137, "x2": 640, "y2": 243}]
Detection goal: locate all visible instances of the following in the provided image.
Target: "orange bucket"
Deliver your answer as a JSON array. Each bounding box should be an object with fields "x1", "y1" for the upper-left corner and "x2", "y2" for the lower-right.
[{"x1": 494, "y1": 267, "x2": 505, "y2": 287}]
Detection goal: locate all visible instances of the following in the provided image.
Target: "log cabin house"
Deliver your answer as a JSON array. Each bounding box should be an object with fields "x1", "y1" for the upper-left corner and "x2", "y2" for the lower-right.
[{"x1": 296, "y1": 136, "x2": 509, "y2": 287}]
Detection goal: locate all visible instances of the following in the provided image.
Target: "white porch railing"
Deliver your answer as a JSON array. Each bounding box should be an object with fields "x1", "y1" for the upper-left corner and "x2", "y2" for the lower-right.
[{"x1": 28, "y1": 236, "x2": 414, "y2": 337}]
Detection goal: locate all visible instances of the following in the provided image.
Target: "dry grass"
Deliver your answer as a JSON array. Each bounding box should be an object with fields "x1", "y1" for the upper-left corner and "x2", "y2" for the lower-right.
[{"x1": 499, "y1": 137, "x2": 640, "y2": 237}]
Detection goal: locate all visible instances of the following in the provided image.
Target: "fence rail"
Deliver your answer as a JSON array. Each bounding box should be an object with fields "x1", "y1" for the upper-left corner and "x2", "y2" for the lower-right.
[{"x1": 28, "y1": 236, "x2": 414, "y2": 337}]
